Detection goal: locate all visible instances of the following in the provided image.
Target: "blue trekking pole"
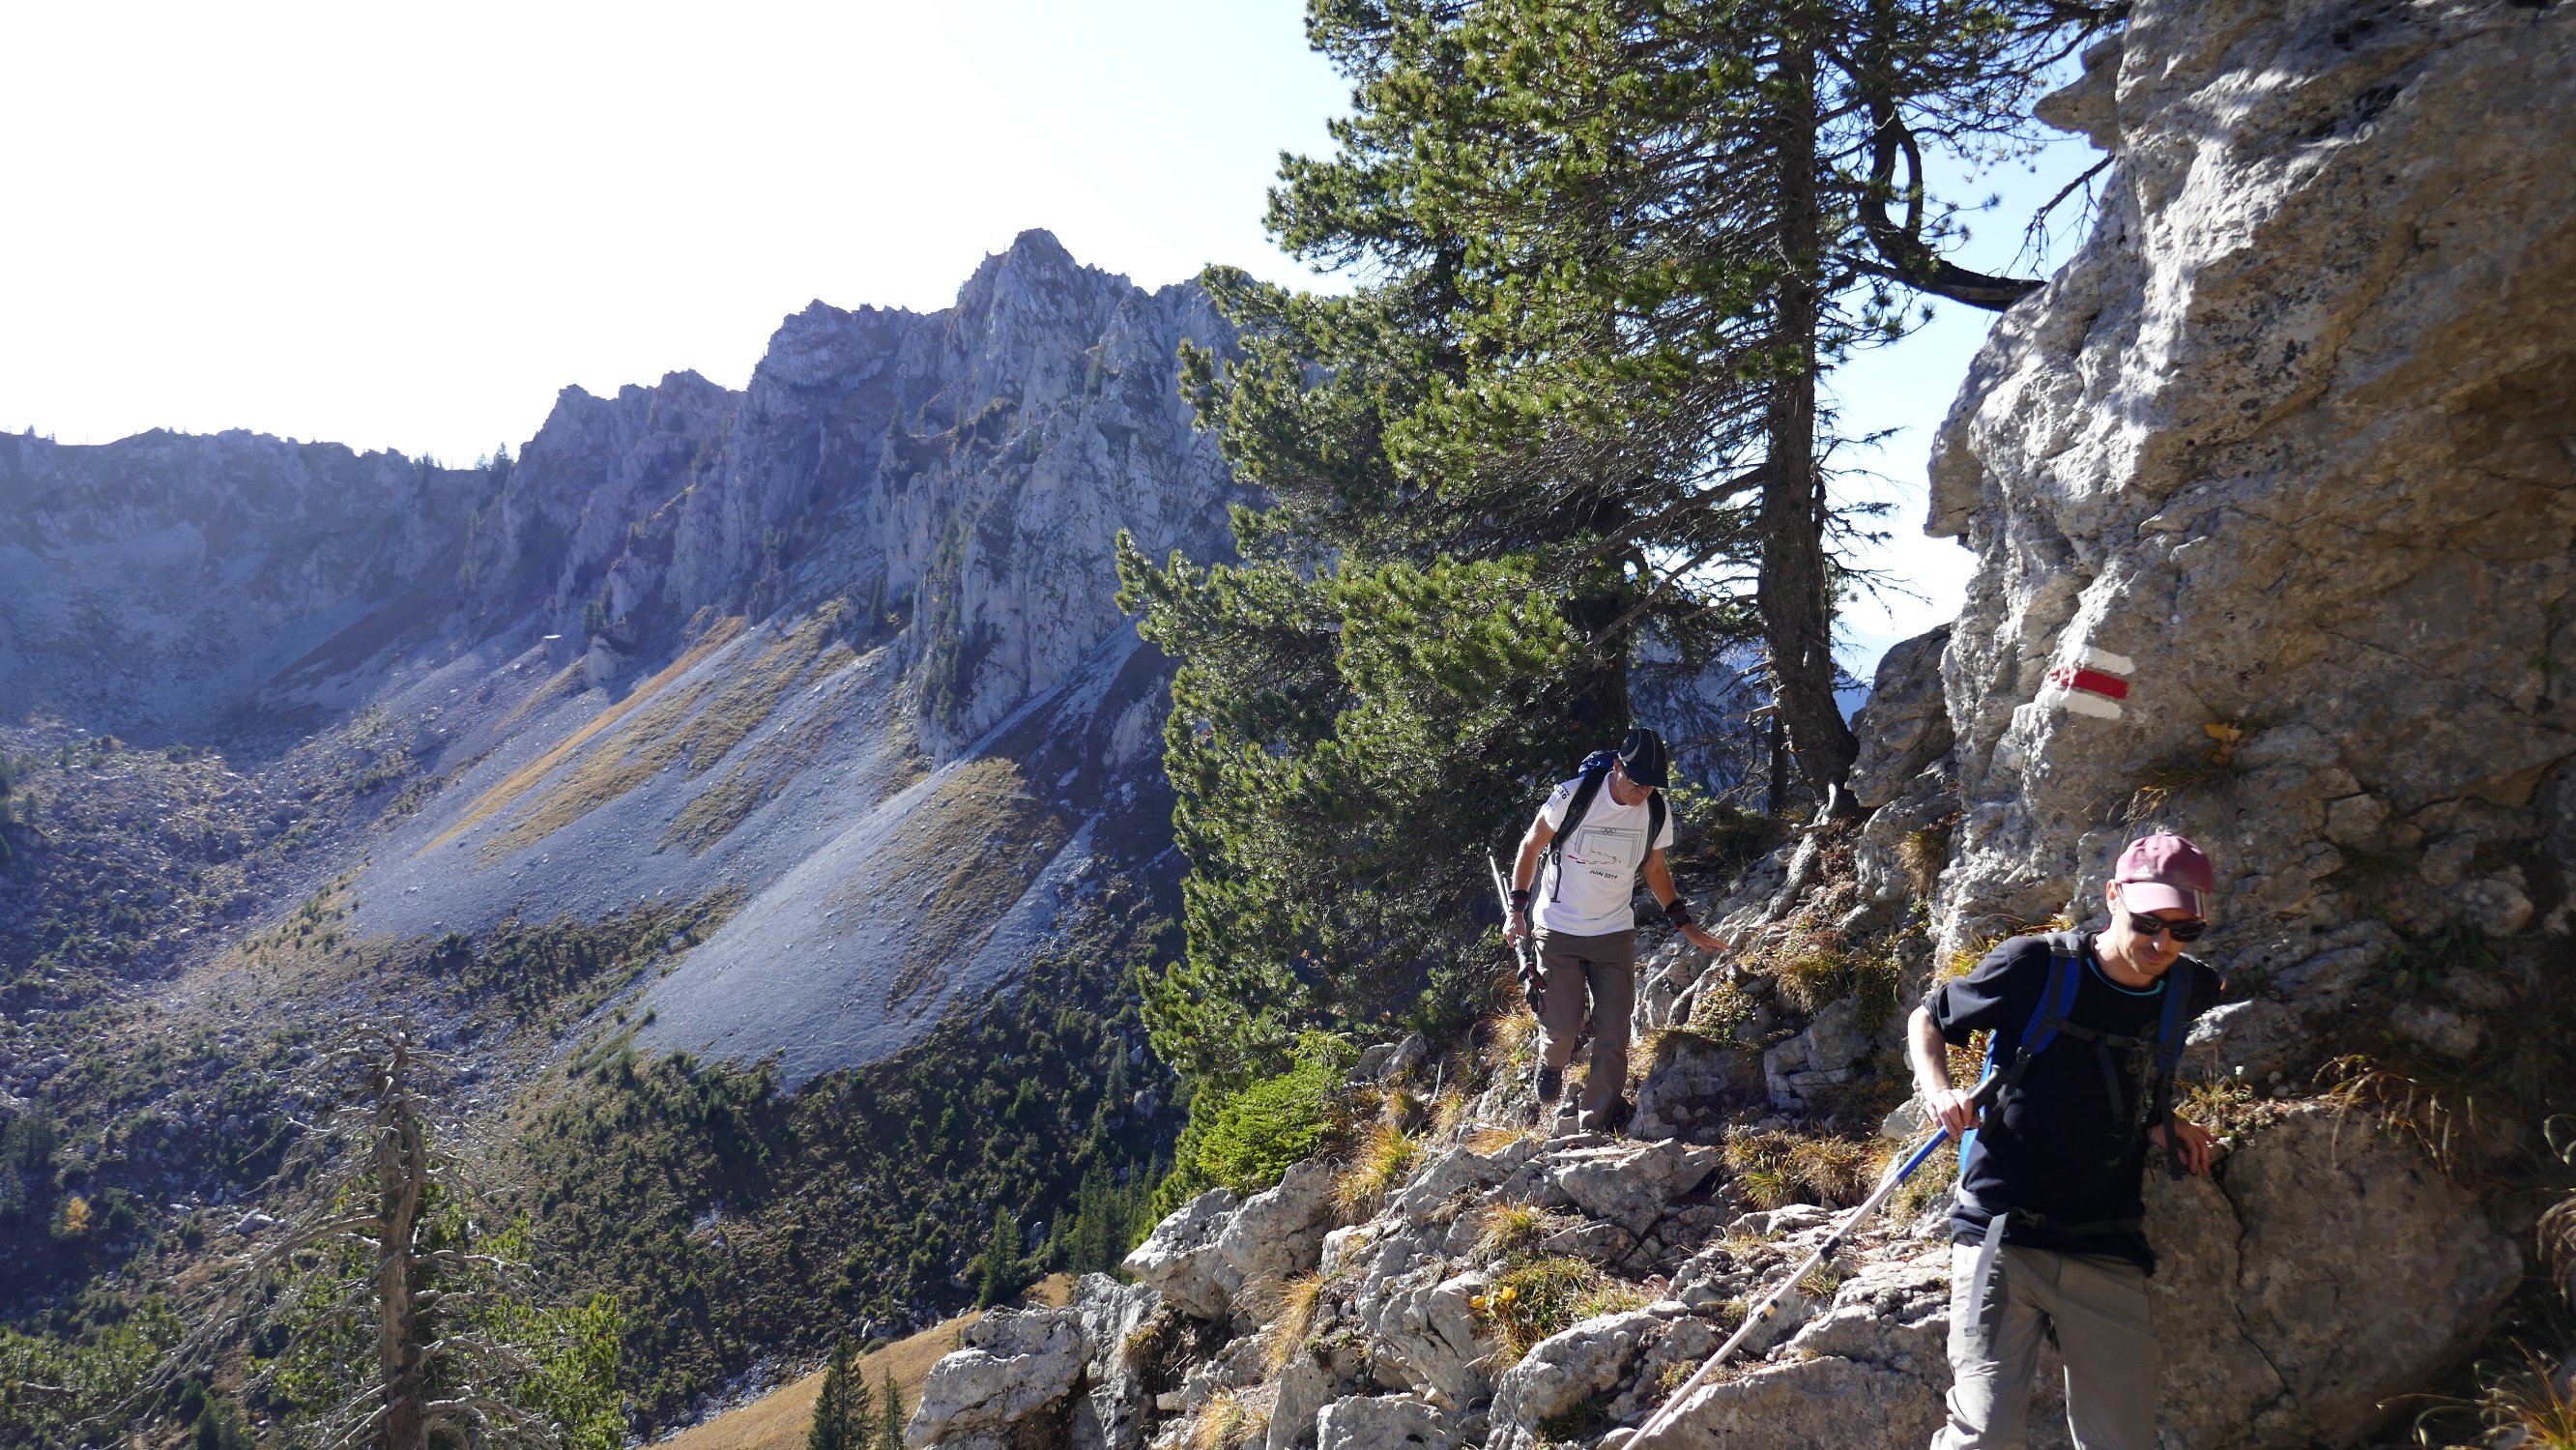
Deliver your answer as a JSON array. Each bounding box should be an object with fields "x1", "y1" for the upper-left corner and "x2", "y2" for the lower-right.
[{"x1": 1630, "y1": 1074, "x2": 2005, "y2": 1447}]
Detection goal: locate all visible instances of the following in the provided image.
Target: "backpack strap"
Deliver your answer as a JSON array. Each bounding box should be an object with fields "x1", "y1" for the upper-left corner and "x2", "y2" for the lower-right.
[
  {"x1": 1961, "y1": 933, "x2": 2087, "y2": 1179},
  {"x1": 2148, "y1": 956, "x2": 2202, "y2": 1178},
  {"x1": 1542, "y1": 754, "x2": 1615, "y2": 903},
  {"x1": 1647, "y1": 792, "x2": 1666, "y2": 861},
  {"x1": 2002, "y1": 933, "x2": 2090, "y2": 1091}
]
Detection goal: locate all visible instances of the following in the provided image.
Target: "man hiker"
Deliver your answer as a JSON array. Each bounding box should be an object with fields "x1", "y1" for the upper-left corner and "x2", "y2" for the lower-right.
[
  {"x1": 1905, "y1": 832, "x2": 2224, "y2": 1450},
  {"x1": 1504, "y1": 726, "x2": 1726, "y2": 1131}
]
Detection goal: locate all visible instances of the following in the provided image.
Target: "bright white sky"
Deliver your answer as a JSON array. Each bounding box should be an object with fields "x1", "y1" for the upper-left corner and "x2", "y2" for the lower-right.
[{"x1": 0, "y1": 0, "x2": 2098, "y2": 674}]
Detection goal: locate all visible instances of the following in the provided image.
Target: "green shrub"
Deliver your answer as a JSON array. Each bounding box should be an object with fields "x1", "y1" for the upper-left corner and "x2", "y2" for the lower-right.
[{"x1": 1170, "y1": 1033, "x2": 1356, "y2": 1204}]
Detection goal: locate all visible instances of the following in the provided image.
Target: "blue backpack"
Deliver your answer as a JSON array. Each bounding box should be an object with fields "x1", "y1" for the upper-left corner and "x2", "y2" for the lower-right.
[{"x1": 1959, "y1": 931, "x2": 2203, "y2": 1198}]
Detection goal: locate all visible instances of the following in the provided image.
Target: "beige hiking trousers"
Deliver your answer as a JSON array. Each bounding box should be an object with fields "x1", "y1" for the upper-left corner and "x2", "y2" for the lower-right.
[
  {"x1": 1533, "y1": 928, "x2": 1635, "y2": 1116},
  {"x1": 1931, "y1": 1242, "x2": 2156, "y2": 1450}
]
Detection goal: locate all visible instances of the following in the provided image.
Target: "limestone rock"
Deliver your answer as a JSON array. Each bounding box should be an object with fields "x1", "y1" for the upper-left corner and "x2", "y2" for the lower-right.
[
  {"x1": 1845, "y1": 625, "x2": 1955, "y2": 812},
  {"x1": 1546, "y1": 1141, "x2": 1723, "y2": 1235},
  {"x1": 1316, "y1": 1394, "x2": 1452, "y2": 1450},
  {"x1": 1925, "y1": 0, "x2": 2576, "y2": 977},
  {"x1": 1761, "y1": 998, "x2": 1873, "y2": 1110},
  {"x1": 1391, "y1": 1138, "x2": 1543, "y2": 1222},
  {"x1": 1266, "y1": 1355, "x2": 1342, "y2": 1450},
  {"x1": 1483, "y1": 1310, "x2": 1664, "y2": 1450},
  {"x1": 1220, "y1": 1160, "x2": 1339, "y2": 1295},
  {"x1": 2149, "y1": 1108, "x2": 2520, "y2": 1447},
  {"x1": 1125, "y1": 1187, "x2": 1242, "y2": 1320},
  {"x1": 2179, "y1": 999, "x2": 2310, "y2": 1086},
  {"x1": 906, "y1": 1306, "x2": 1087, "y2": 1449},
  {"x1": 1071, "y1": 1274, "x2": 1163, "y2": 1450},
  {"x1": 1852, "y1": 755, "x2": 1960, "y2": 918},
  {"x1": 1360, "y1": 1268, "x2": 1491, "y2": 1408},
  {"x1": 1630, "y1": 1032, "x2": 1760, "y2": 1143}
]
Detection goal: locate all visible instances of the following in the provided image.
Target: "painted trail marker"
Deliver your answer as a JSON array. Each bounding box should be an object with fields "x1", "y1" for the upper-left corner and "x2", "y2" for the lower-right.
[{"x1": 2041, "y1": 646, "x2": 2134, "y2": 719}]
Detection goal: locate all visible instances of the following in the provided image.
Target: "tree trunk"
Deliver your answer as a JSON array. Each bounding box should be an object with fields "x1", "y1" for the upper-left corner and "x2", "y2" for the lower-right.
[
  {"x1": 1756, "y1": 31, "x2": 1862, "y2": 818},
  {"x1": 376, "y1": 1057, "x2": 428, "y2": 1450}
]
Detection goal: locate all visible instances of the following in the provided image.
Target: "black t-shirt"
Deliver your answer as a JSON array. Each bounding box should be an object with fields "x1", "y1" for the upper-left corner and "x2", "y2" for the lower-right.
[{"x1": 1928, "y1": 932, "x2": 2216, "y2": 1272}]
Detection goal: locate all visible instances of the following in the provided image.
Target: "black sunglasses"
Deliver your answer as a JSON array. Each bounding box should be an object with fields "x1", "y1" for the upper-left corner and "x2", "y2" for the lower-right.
[{"x1": 2125, "y1": 913, "x2": 2209, "y2": 942}]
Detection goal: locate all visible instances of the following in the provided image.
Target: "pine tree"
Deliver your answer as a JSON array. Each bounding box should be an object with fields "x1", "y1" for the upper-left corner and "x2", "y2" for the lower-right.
[
  {"x1": 875, "y1": 1368, "x2": 906, "y2": 1450},
  {"x1": 974, "y1": 1207, "x2": 1028, "y2": 1308},
  {"x1": 809, "y1": 1336, "x2": 874, "y2": 1450},
  {"x1": 1120, "y1": 0, "x2": 2105, "y2": 1100}
]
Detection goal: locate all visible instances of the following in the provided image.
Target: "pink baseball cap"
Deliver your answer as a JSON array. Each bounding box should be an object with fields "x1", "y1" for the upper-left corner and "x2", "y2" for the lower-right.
[{"x1": 2116, "y1": 832, "x2": 2214, "y2": 917}]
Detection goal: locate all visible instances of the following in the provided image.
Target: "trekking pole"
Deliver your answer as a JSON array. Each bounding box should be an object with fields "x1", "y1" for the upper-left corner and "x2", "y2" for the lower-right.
[
  {"x1": 1489, "y1": 849, "x2": 1538, "y2": 1014},
  {"x1": 1628, "y1": 1074, "x2": 2004, "y2": 1448}
]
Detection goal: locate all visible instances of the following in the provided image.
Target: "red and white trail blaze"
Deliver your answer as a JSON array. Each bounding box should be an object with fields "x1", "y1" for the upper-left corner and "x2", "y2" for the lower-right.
[{"x1": 2041, "y1": 646, "x2": 2135, "y2": 719}]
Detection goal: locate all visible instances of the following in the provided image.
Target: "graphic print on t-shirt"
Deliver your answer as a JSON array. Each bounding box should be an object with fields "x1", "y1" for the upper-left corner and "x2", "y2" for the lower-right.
[{"x1": 1565, "y1": 823, "x2": 1641, "y2": 884}]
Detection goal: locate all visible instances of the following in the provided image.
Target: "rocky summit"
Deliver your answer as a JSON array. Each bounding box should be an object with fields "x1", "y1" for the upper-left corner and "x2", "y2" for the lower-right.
[
  {"x1": 895, "y1": 3, "x2": 2576, "y2": 1450},
  {"x1": 1, "y1": 227, "x2": 1252, "y2": 1085}
]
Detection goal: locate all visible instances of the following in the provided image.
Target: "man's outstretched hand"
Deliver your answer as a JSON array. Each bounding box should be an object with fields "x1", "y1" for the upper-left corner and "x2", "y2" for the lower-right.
[
  {"x1": 1679, "y1": 923, "x2": 1725, "y2": 953},
  {"x1": 2149, "y1": 1116, "x2": 2216, "y2": 1176}
]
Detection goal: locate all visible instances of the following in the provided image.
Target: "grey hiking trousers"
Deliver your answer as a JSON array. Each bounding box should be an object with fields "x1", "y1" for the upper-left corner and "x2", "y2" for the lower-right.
[
  {"x1": 1931, "y1": 1242, "x2": 2156, "y2": 1450},
  {"x1": 1533, "y1": 928, "x2": 1635, "y2": 1116}
]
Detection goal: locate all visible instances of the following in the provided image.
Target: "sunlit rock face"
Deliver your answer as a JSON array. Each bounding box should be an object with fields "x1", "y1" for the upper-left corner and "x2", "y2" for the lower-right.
[
  {"x1": 1929, "y1": 0, "x2": 2576, "y2": 975},
  {"x1": 0, "y1": 230, "x2": 1254, "y2": 1080}
]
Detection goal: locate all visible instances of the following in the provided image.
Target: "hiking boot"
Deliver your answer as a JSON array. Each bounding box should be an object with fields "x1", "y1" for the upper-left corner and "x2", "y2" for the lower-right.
[
  {"x1": 1577, "y1": 1095, "x2": 1634, "y2": 1137},
  {"x1": 1534, "y1": 1065, "x2": 1563, "y2": 1105}
]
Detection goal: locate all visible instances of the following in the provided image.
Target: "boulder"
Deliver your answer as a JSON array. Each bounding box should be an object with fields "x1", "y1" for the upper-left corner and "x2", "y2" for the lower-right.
[
  {"x1": 1266, "y1": 1355, "x2": 1344, "y2": 1450},
  {"x1": 1852, "y1": 755, "x2": 1961, "y2": 919},
  {"x1": 1761, "y1": 998, "x2": 1873, "y2": 1110},
  {"x1": 1124, "y1": 1188, "x2": 1241, "y2": 1320},
  {"x1": 1316, "y1": 1394, "x2": 1453, "y2": 1450},
  {"x1": 2178, "y1": 999, "x2": 2310, "y2": 1086},
  {"x1": 1654, "y1": 1106, "x2": 2521, "y2": 1450},
  {"x1": 1845, "y1": 625, "x2": 1955, "y2": 812},
  {"x1": 1360, "y1": 1268, "x2": 1491, "y2": 1409},
  {"x1": 1630, "y1": 1032, "x2": 1760, "y2": 1143},
  {"x1": 1390, "y1": 1137, "x2": 1542, "y2": 1222},
  {"x1": 1483, "y1": 1310, "x2": 1664, "y2": 1450},
  {"x1": 1547, "y1": 1141, "x2": 1724, "y2": 1235},
  {"x1": 905, "y1": 1307, "x2": 1088, "y2": 1450},
  {"x1": 1220, "y1": 1160, "x2": 1340, "y2": 1292},
  {"x1": 1069, "y1": 1274, "x2": 1163, "y2": 1450}
]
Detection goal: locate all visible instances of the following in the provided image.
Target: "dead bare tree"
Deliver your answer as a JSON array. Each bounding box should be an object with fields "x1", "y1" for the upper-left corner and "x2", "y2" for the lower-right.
[{"x1": 112, "y1": 1019, "x2": 620, "y2": 1450}]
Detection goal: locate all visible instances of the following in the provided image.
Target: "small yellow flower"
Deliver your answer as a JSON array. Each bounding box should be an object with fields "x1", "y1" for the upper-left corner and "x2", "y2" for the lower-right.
[{"x1": 1495, "y1": 1286, "x2": 1518, "y2": 1305}]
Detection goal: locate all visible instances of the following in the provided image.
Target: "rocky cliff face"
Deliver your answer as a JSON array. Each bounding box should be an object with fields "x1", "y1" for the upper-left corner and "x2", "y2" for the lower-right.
[
  {"x1": 0, "y1": 229, "x2": 1254, "y2": 1080},
  {"x1": 1928, "y1": 0, "x2": 2576, "y2": 973}
]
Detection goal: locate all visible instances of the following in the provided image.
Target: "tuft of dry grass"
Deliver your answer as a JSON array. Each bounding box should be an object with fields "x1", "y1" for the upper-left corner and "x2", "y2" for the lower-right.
[
  {"x1": 1432, "y1": 1086, "x2": 1473, "y2": 1141},
  {"x1": 1722, "y1": 1130, "x2": 1883, "y2": 1209},
  {"x1": 2413, "y1": 1345, "x2": 2576, "y2": 1450},
  {"x1": 2123, "y1": 720, "x2": 2257, "y2": 823},
  {"x1": 1333, "y1": 1120, "x2": 1422, "y2": 1217},
  {"x1": 1186, "y1": 1388, "x2": 1269, "y2": 1450},
  {"x1": 2320, "y1": 1053, "x2": 2528, "y2": 1184},
  {"x1": 1770, "y1": 918, "x2": 1854, "y2": 1015},
  {"x1": 1897, "y1": 823, "x2": 1954, "y2": 900},
  {"x1": 1466, "y1": 1124, "x2": 1535, "y2": 1156},
  {"x1": 1686, "y1": 976, "x2": 1758, "y2": 1041},
  {"x1": 1469, "y1": 1256, "x2": 1650, "y2": 1365},
  {"x1": 1474, "y1": 1204, "x2": 1551, "y2": 1261},
  {"x1": 1483, "y1": 1012, "x2": 1540, "y2": 1073},
  {"x1": 1259, "y1": 1273, "x2": 1327, "y2": 1378}
]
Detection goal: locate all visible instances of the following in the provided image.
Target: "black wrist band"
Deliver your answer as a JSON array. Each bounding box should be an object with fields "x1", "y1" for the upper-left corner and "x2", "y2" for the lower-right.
[
  {"x1": 1664, "y1": 900, "x2": 1693, "y2": 927},
  {"x1": 1509, "y1": 889, "x2": 1530, "y2": 911}
]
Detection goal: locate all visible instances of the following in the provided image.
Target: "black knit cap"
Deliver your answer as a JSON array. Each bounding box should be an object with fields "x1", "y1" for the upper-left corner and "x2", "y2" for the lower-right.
[{"x1": 1615, "y1": 725, "x2": 1669, "y2": 790}]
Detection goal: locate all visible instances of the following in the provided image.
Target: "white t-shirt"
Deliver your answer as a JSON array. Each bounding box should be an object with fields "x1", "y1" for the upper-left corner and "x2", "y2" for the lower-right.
[{"x1": 1531, "y1": 775, "x2": 1674, "y2": 936}]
